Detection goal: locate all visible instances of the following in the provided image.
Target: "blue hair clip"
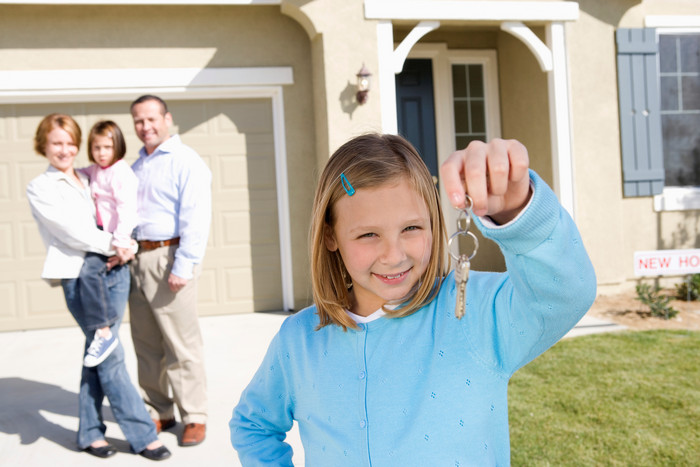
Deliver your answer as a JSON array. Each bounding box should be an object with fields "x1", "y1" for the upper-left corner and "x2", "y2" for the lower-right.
[{"x1": 340, "y1": 173, "x2": 355, "y2": 196}]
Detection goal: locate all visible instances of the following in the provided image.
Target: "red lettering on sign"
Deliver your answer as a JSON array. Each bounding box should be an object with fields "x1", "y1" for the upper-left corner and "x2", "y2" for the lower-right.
[{"x1": 680, "y1": 255, "x2": 700, "y2": 267}]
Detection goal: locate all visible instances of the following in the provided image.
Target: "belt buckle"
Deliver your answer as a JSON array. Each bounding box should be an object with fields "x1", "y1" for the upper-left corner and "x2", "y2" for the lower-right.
[{"x1": 159, "y1": 240, "x2": 166, "y2": 248}]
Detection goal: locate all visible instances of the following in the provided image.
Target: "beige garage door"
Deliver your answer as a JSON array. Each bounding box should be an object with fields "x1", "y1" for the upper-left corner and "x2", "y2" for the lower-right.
[{"x1": 0, "y1": 98, "x2": 283, "y2": 332}]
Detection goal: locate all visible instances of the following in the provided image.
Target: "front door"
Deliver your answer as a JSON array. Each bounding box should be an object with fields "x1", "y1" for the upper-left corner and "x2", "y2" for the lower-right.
[{"x1": 395, "y1": 58, "x2": 438, "y2": 181}]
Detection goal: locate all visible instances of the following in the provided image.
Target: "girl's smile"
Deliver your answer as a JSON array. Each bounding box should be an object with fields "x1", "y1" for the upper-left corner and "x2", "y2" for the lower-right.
[{"x1": 325, "y1": 176, "x2": 432, "y2": 317}]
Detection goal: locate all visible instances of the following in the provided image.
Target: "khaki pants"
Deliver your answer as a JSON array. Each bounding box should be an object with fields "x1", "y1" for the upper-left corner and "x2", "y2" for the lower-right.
[{"x1": 129, "y1": 245, "x2": 207, "y2": 424}]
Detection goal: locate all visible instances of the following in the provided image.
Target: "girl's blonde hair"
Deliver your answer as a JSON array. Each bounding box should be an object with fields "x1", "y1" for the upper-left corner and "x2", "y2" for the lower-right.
[{"x1": 310, "y1": 133, "x2": 449, "y2": 330}]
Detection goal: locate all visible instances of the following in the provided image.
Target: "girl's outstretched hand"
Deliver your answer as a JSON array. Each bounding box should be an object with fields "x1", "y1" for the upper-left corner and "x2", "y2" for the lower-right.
[{"x1": 440, "y1": 139, "x2": 532, "y2": 225}]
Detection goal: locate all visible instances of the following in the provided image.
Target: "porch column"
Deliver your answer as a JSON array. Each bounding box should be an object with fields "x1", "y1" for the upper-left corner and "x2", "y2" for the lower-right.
[
  {"x1": 547, "y1": 21, "x2": 576, "y2": 219},
  {"x1": 377, "y1": 19, "x2": 398, "y2": 134}
]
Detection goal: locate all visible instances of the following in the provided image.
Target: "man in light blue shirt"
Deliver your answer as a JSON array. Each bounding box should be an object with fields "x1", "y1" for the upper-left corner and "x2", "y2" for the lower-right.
[{"x1": 128, "y1": 95, "x2": 212, "y2": 447}]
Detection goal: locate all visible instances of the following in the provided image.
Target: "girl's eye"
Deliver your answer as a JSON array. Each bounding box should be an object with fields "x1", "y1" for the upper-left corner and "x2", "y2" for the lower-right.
[
  {"x1": 358, "y1": 232, "x2": 376, "y2": 239},
  {"x1": 404, "y1": 225, "x2": 421, "y2": 232}
]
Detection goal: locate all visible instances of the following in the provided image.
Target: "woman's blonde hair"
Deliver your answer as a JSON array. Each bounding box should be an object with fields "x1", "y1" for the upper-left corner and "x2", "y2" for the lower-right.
[
  {"x1": 34, "y1": 113, "x2": 81, "y2": 156},
  {"x1": 310, "y1": 133, "x2": 449, "y2": 330}
]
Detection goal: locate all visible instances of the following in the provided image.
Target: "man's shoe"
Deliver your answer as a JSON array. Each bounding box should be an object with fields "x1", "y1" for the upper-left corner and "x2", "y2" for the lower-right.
[
  {"x1": 84, "y1": 443, "x2": 117, "y2": 458},
  {"x1": 180, "y1": 423, "x2": 206, "y2": 446},
  {"x1": 152, "y1": 418, "x2": 176, "y2": 434},
  {"x1": 139, "y1": 445, "x2": 172, "y2": 461},
  {"x1": 83, "y1": 333, "x2": 119, "y2": 367}
]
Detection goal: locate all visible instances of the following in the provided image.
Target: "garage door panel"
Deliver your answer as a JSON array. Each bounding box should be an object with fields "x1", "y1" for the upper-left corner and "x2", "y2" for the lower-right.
[
  {"x1": 25, "y1": 279, "x2": 66, "y2": 315},
  {"x1": 219, "y1": 154, "x2": 249, "y2": 189},
  {"x1": 0, "y1": 163, "x2": 9, "y2": 200},
  {"x1": 197, "y1": 268, "x2": 218, "y2": 305},
  {"x1": 215, "y1": 100, "x2": 272, "y2": 134},
  {"x1": 0, "y1": 282, "x2": 17, "y2": 319},
  {"x1": 248, "y1": 157, "x2": 276, "y2": 189},
  {"x1": 225, "y1": 268, "x2": 254, "y2": 302},
  {"x1": 222, "y1": 211, "x2": 251, "y2": 244},
  {"x1": 0, "y1": 222, "x2": 12, "y2": 259},
  {"x1": 20, "y1": 221, "x2": 46, "y2": 258}
]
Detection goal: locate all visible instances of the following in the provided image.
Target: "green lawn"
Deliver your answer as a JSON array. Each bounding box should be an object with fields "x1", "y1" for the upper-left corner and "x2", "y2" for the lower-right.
[{"x1": 509, "y1": 330, "x2": 700, "y2": 466}]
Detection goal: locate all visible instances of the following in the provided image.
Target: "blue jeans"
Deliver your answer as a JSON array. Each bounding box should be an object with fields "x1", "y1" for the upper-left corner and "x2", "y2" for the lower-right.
[
  {"x1": 79, "y1": 253, "x2": 119, "y2": 331},
  {"x1": 61, "y1": 262, "x2": 158, "y2": 453}
]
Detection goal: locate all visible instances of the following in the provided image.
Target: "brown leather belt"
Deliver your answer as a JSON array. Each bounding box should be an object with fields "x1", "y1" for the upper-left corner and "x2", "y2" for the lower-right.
[{"x1": 138, "y1": 237, "x2": 180, "y2": 251}]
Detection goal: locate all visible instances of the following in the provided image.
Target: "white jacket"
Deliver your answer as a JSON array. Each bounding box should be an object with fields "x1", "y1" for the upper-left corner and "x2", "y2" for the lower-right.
[{"x1": 26, "y1": 165, "x2": 114, "y2": 280}]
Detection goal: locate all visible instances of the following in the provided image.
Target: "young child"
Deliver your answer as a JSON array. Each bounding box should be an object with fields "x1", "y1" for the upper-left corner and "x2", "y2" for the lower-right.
[
  {"x1": 79, "y1": 120, "x2": 138, "y2": 367},
  {"x1": 230, "y1": 134, "x2": 596, "y2": 465}
]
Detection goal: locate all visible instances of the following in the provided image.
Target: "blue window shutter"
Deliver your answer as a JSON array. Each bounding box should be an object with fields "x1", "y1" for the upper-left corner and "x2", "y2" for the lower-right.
[{"x1": 616, "y1": 28, "x2": 664, "y2": 197}]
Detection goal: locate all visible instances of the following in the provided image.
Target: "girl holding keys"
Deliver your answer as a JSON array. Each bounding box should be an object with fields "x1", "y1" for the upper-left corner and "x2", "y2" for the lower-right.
[
  {"x1": 78, "y1": 120, "x2": 138, "y2": 367},
  {"x1": 230, "y1": 133, "x2": 596, "y2": 465}
]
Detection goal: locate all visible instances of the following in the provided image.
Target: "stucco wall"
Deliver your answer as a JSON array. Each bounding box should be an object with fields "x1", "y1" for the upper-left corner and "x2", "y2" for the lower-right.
[
  {"x1": 570, "y1": 0, "x2": 700, "y2": 293},
  {"x1": 0, "y1": 4, "x2": 317, "y2": 308}
]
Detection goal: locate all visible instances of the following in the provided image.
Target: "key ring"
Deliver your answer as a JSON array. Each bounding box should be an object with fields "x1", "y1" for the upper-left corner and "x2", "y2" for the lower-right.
[{"x1": 448, "y1": 194, "x2": 479, "y2": 262}]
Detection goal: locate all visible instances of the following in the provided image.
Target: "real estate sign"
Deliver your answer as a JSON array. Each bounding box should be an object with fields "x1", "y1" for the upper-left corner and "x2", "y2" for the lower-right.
[{"x1": 634, "y1": 249, "x2": 700, "y2": 277}]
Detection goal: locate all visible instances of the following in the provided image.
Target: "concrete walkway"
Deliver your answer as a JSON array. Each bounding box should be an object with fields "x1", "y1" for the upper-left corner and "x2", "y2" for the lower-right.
[{"x1": 0, "y1": 311, "x2": 625, "y2": 466}]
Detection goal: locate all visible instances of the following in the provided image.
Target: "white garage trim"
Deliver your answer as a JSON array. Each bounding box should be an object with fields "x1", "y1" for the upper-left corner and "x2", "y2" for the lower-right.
[
  {"x1": 0, "y1": 1, "x2": 280, "y2": 5},
  {"x1": 0, "y1": 67, "x2": 293, "y2": 103},
  {"x1": 0, "y1": 66, "x2": 295, "y2": 311}
]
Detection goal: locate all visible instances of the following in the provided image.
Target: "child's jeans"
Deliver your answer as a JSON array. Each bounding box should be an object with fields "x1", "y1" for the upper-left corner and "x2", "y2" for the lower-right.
[{"x1": 79, "y1": 252, "x2": 119, "y2": 331}]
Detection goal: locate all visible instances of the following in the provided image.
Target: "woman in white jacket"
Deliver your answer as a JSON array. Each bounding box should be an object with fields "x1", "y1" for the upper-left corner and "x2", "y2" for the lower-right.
[{"x1": 26, "y1": 113, "x2": 170, "y2": 461}]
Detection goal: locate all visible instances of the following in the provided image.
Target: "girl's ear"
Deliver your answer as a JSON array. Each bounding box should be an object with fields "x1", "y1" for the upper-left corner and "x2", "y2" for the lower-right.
[{"x1": 324, "y1": 225, "x2": 338, "y2": 252}]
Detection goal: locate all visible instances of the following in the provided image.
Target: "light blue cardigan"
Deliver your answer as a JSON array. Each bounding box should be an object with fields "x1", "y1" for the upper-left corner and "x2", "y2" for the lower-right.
[{"x1": 231, "y1": 171, "x2": 597, "y2": 466}]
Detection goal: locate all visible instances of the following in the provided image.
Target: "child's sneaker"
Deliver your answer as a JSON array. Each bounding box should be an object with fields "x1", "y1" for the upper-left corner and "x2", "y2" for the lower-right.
[{"x1": 83, "y1": 332, "x2": 119, "y2": 367}]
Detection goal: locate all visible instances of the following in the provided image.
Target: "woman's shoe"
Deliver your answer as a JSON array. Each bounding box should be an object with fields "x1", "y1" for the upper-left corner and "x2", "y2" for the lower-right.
[
  {"x1": 84, "y1": 443, "x2": 117, "y2": 458},
  {"x1": 139, "y1": 445, "x2": 172, "y2": 461}
]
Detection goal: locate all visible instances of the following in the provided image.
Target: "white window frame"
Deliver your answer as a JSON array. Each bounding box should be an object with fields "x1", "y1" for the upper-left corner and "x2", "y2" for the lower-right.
[
  {"x1": 645, "y1": 17, "x2": 700, "y2": 211},
  {"x1": 408, "y1": 43, "x2": 501, "y2": 229}
]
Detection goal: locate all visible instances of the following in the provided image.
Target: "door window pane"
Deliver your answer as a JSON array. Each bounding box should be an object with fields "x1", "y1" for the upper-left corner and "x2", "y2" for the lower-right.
[{"x1": 452, "y1": 64, "x2": 487, "y2": 148}]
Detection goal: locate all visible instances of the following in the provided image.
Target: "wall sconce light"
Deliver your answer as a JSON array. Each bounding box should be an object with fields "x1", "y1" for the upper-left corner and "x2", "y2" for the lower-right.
[{"x1": 356, "y1": 64, "x2": 371, "y2": 105}]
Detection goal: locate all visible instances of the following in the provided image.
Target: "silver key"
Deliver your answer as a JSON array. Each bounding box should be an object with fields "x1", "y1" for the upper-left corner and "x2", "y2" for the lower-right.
[{"x1": 454, "y1": 254, "x2": 470, "y2": 319}]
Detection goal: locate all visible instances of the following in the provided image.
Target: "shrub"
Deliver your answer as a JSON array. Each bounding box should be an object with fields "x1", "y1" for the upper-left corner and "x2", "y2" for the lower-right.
[
  {"x1": 675, "y1": 273, "x2": 700, "y2": 301},
  {"x1": 635, "y1": 283, "x2": 679, "y2": 320}
]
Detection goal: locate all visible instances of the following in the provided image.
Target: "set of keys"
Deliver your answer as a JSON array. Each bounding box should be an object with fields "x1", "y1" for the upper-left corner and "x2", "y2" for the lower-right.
[{"x1": 448, "y1": 195, "x2": 479, "y2": 319}]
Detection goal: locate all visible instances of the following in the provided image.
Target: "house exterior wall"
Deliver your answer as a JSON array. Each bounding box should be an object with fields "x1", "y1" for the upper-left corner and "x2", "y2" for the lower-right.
[
  {"x1": 569, "y1": 0, "x2": 700, "y2": 293},
  {"x1": 0, "y1": 4, "x2": 320, "y2": 328},
  {"x1": 2, "y1": 0, "x2": 699, "y2": 330}
]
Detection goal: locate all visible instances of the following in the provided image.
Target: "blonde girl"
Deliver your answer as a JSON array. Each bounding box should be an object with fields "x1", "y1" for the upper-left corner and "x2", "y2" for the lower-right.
[{"x1": 231, "y1": 133, "x2": 596, "y2": 466}]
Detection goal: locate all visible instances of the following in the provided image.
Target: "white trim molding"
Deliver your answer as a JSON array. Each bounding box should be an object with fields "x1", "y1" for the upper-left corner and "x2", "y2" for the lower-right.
[
  {"x1": 501, "y1": 21, "x2": 553, "y2": 72},
  {"x1": 369, "y1": 0, "x2": 579, "y2": 219},
  {"x1": 365, "y1": 0, "x2": 579, "y2": 22},
  {"x1": 0, "y1": 66, "x2": 295, "y2": 311},
  {"x1": 0, "y1": 67, "x2": 294, "y2": 103},
  {"x1": 392, "y1": 21, "x2": 440, "y2": 74},
  {"x1": 0, "y1": 0, "x2": 278, "y2": 4},
  {"x1": 546, "y1": 22, "x2": 575, "y2": 219},
  {"x1": 646, "y1": 15, "x2": 700, "y2": 28},
  {"x1": 654, "y1": 188, "x2": 700, "y2": 212},
  {"x1": 409, "y1": 44, "x2": 502, "y2": 233},
  {"x1": 377, "y1": 20, "x2": 399, "y2": 134}
]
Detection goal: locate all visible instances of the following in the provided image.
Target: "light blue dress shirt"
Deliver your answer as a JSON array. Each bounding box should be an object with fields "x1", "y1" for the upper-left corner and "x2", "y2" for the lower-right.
[{"x1": 131, "y1": 135, "x2": 212, "y2": 279}]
